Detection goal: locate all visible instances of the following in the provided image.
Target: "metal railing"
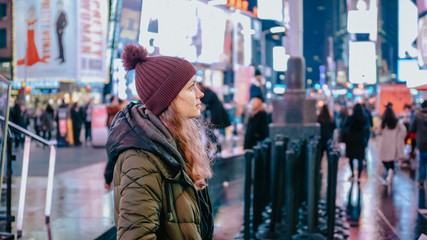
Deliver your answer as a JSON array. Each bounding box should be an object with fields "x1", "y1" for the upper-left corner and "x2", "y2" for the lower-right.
[{"x1": 0, "y1": 115, "x2": 57, "y2": 239}]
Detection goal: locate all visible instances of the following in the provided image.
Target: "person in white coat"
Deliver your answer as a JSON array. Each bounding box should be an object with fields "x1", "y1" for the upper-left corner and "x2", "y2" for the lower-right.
[{"x1": 376, "y1": 107, "x2": 407, "y2": 183}]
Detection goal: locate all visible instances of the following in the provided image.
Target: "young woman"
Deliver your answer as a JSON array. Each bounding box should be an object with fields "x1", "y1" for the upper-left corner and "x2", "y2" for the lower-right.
[
  {"x1": 376, "y1": 107, "x2": 406, "y2": 183},
  {"x1": 106, "y1": 44, "x2": 214, "y2": 239}
]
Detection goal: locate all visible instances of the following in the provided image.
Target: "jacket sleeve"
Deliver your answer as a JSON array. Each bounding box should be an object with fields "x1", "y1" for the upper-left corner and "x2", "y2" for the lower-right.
[{"x1": 116, "y1": 151, "x2": 163, "y2": 240}]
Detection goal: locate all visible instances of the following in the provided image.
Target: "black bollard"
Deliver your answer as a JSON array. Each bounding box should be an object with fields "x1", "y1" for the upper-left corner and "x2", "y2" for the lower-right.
[
  {"x1": 252, "y1": 145, "x2": 264, "y2": 233},
  {"x1": 261, "y1": 139, "x2": 272, "y2": 208},
  {"x1": 285, "y1": 150, "x2": 296, "y2": 240},
  {"x1": 243, "y1": 150, "x2": 254, "y2": 240},
  {"x1": 269, "y1": 140, "x2": 285, "y2": 234},
  {"x1": 307, "y1": 140, "x2": 317, "y2": 233},
  {"x1": 326, "y1": 151, "x2": 340, "y2": 240},
  {"x1": 255, "y1": 140, "x2": 285, "y2": 239}
]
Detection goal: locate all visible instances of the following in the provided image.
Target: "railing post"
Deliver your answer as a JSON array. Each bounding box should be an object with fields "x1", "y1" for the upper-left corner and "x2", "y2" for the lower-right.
[
  {"x1": 16, "y1": 135, "x2": 31, "y2": 239},
  {"x1": 5, "y1": 136, "x2": 14, "y2": 233},
  {"x1": 45, "y1": 144, "x2": 56, "y2": 240}
]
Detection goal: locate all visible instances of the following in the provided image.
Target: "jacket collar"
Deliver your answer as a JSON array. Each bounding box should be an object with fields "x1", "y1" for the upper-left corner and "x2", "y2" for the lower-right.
[{"x1": 106, "y1": 102, "x2": 186, "y2": 179}]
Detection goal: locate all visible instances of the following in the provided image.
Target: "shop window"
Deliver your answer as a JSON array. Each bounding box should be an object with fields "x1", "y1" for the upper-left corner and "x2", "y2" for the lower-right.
[
  {"x1": 0, "y1": 4, "x2": 6, "y2": 20},
  {"x1": 0, "y1": 29, "x2": 5, "y2": 48}
]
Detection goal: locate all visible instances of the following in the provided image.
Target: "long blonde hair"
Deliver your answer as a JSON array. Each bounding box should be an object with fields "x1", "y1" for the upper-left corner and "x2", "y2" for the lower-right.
[{"x1": 160, "y1": 104, "x2": 214, "y2": 190}]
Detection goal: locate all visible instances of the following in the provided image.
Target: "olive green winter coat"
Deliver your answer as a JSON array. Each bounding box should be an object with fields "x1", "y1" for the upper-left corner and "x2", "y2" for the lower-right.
[{"x1": 106, "y1": 102, "x2": 213, "y2": 240}]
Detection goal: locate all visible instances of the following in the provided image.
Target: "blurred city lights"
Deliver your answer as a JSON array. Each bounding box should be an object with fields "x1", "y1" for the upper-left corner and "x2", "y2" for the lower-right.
[
  {"x1": 332, "y1": 89, "x2": 348, "y2": 95},
  {"x1": 347, "y1": 92, "x2": 353, "y2": 98},
  {"x1": 314, "y1": 84, "x2": 321, "y2": 90},
  {"x1": 410, "y1": 88, "x2": 419, "y2": 95},
  {"x1": 356, "y1": 0, "x2": 367, "y2": 10},
  {"x1": 270, "y1": 26, "x2": 286, "y2": 34},
  {"x1": 273, "y1": 84, "x2": 286, "y2": 94}
]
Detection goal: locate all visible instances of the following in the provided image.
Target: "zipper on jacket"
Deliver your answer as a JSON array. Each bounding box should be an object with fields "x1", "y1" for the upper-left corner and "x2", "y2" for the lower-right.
[{"x1": 165, "y1": 180, "x2": 174, "y2": 221}]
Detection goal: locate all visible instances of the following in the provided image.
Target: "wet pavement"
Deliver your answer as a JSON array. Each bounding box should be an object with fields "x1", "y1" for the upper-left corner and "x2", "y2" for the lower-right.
[{"x1": 3, "y1": 134, "x2": 427, "y2": 239}]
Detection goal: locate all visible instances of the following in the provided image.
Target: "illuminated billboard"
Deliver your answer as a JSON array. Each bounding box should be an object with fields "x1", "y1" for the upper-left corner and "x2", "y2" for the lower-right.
[
  {"x1": 398, "y1": 59, "x2": 427, "y2": 87},
  {"x1": 257, "y1": 0, "x2": 283, "y2": 22},
  {"x1": 139, "y1": 0, "x2": 227, "y2": 64},
  {"x1": 14, "y1": 0, "x2": 108, "y2": 83}
]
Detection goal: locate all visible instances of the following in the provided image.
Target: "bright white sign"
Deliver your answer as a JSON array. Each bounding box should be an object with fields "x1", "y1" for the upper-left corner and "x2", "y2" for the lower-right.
[
  {"x1": 257, "y1": 0, "x2": 283, "y2": 22},
  {"x1": 273, "y1": 46, "x2": 290, "y2": 72},
  {"x1": 349, "y1": 41, "x2": 377, "y2": 84},
  {"x1": 398, "y1": 59, "x2": 427, "y2": 87}
]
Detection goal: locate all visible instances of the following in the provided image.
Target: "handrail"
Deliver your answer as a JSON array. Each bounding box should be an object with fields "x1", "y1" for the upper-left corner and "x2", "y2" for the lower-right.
[
  {"x1": 0, "y1": 115, "x2": 57, "y2": 146},
  {"x1": 0, "y1": 114, "x2": 57, "y2": 240}
]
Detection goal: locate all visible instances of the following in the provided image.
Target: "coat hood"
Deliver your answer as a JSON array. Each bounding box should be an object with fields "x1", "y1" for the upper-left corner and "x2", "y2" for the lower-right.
[{"x1": 106, "y1": 102, "x2": 184, "y2": 171}]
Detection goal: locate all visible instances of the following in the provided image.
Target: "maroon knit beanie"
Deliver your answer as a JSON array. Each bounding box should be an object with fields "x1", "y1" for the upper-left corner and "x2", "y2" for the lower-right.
[{"x1": 121, "y1": 43, "x2": 196, "y2": 115}]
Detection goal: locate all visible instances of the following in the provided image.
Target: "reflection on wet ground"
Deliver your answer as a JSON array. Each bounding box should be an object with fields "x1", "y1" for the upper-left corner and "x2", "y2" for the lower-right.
[{"x1": 214, "y1": 138, "x2": 427, "y2": 239}]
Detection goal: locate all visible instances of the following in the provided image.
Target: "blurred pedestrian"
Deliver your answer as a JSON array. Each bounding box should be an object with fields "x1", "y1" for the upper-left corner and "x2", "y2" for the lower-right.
[
  {"x1": 84, "y1": 99, "x2": 93, "y2": 145},
  {"x1": 55, "y1": 99, "x2": 69, "y2": 146},
  {"x1": 33, "y1": 104, "x2": 44, "y2": 137},
  {"x1": 197, "y1": 82, "x2": 230, "y2": 153},
  {"x1": 244, "y1": 96, "x2": 269, "y2": 149},
  {"x1": 106, "y1": 43, "x2": 214, "y2": 239},
  {"x1": 41, "y1": 103, "x2": 54, "y2": 140},
  {"x1": 337, "y1": 105, "x2": 349, "y2": 143},
  {"x1": 249, "y1": 68, "x2": 265, "y2": 101},
  {"x1": 317, "y1": 105, "x2": 336, "y2": 154},
  {"x1": 106, "y1": 96, "x2": 122, "y2": 131},
  {"x1": 403, "y1": 103, "x2": 416, "y2": 160},
  {"x1": 411, "y1": 101, "x2": 427, "y2": 189},
  {"x1": 10, "y1": 101, "x2": 29, "y2": 148},
  {"x1": 70, "y1": 102, "x2": 84, "y2": 146},
  {"x1": 376, "y1": 107, "x2": 406, "y2": 183},
  {"x1": 342, "y1": 103, "x2": 370, "y2": 181},
  {"x1": 362, "y1": 103, "x2": 373, "y2": 147}
]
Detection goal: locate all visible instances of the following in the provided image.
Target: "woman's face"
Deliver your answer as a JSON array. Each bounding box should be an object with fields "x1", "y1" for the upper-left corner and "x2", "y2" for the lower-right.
[{"x1": 173, "y1": 76, "x2": 204, "y2": 119}]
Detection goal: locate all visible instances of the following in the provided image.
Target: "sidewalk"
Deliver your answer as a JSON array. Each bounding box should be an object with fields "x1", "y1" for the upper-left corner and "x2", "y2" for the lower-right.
[{"x1": 6, "y1": 143, "x2": 113, "y2": 239}]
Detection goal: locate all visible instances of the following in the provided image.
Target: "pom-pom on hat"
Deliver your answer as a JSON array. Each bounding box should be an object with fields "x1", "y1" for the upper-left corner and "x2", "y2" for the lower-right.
[{"x1": 121, "y1": 43, "x2": 196, "y2": 115}]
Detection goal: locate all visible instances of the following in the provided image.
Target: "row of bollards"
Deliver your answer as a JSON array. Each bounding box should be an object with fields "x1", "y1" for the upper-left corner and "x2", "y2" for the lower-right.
[{"x1": 236, "y1": 136, "x2": 349, "y2": 240}]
